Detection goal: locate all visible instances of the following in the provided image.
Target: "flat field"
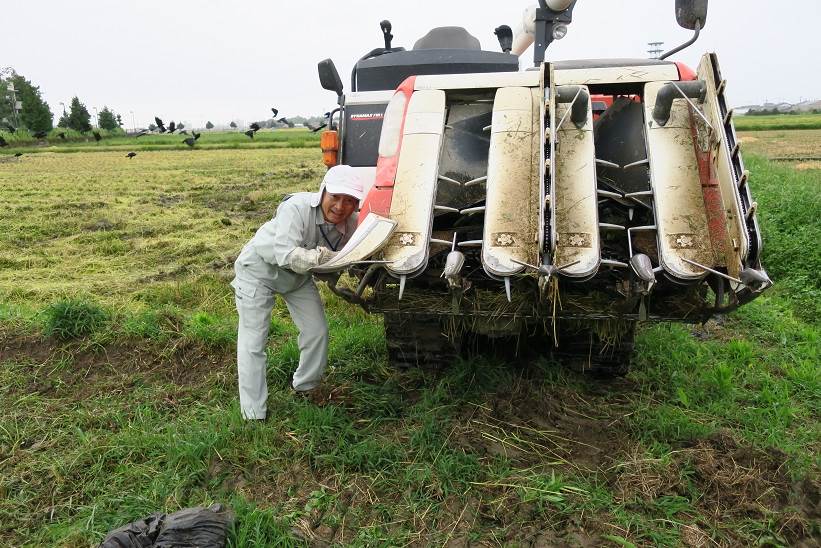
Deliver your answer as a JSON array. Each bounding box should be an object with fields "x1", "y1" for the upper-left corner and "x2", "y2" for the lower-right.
[
  {"x1": 0, "y1": 141, "x2": 818, "y2": 546},
  {"x1": 734, "y1": 113, "x2": 821, "y2": 132}
]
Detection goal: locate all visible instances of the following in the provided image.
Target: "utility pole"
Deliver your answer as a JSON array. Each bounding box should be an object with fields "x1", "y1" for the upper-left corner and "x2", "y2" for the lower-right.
[
  {"x1": 130, "y1": 110, "x2": 136, "y2": 132},
  {"x1": 647, "y1": 41, "x2": 664, "y2": 59},
  {"x1": 7, "y1": 82, "x2": 21, "y2": 128},
  {"x1": 93, "y1": 107, "x2": 99, "y2": 129}
]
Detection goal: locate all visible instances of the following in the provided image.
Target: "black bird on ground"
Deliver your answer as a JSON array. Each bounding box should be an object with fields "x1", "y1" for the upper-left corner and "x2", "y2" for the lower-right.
[
  {"x1": 271, "y1": 107, "x2": 278, "y2": 117},
  {"x1": 192, "y1": 131, "x2": 201, "y2": 140},
  {"x1": 126, "y1": 152, "x2": 137, "y2": 159},
  {"x1": 168, "y1": 121, "x2": 176, "y2": 133},
  {"x1": 249, "y1": 122, "x2": 261, "y2": 132},
  {"x1": 244, "y1": 129, "x2": 255, "y2": 139},
  {"x1": 57, "y1": 132, "x2": 67, "y2": 140},
  {"x1": 14, "y1": 152, "x2": 23, "y2": 157},
  {"x1": 183, "y1": 137, "x2": 196, "y2": 147},
  {"x1": 0, "y1": 136, "x2": 7, "y2": 147},
  {"x1": 154, "y1": 116, "x2": 166, "y2": 133},
  {"x1": 33, "y1": 130, "x2": 48, "y2": 139},
  {"x1": 4, "y1": 123, "x2": 15, "y2": 132},
  {"x1": 93, "y1": 131, "x2": 102, "y2": 142}
]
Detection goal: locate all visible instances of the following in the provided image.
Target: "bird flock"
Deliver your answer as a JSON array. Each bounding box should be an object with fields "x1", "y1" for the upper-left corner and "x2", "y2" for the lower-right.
[{"x1": 1, "y1": 106, "x2": 330, "y2": 161}]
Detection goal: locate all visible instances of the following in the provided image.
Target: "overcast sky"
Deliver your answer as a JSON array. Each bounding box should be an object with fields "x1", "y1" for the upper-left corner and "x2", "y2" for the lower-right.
[{"x1": 3, "y1": 0, "x2": 819, "y2": 129}]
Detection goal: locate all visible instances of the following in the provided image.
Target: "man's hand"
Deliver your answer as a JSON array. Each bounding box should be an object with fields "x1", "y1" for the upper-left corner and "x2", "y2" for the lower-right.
[
  {"x1": 317, "y1": 247, "x2": 338, "y2": 264},
  {"x1": 313, "y1": 272, "x2": 341, "y2": 286}
]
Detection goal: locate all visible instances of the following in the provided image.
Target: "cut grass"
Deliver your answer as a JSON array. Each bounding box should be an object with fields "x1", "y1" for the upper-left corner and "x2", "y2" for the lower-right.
[{"x1": 0, "y1": 144, "x2": 818, "y2": 546}]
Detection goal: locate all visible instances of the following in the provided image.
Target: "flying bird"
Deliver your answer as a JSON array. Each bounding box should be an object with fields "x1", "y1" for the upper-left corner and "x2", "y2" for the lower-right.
[
  {"x1": 0, "y1": 136, "x2": 7, "y2": 147},
  {"x1": 182, "y1": 137, "x2": 196, "y2": 147},
  {"x1": 308, "y1": 122, "x2": 328, "y2": 133},
  {"x1": 177, "y1": 123, "x2": 185, "y2": 131},
  {"x1": 168, "y1": 121, "x2": 176, "y2": 133},
  {"x1": 126, "y1": 152, "x2": 137, "y2": 159},
  {"x1": 277, "y1": 117, "x2": 288, "y2": 124},
  {"x1": 271, "y1": 107, "x2": 278, "y2": 117},
  {"x1": 192, "y1": 131, "x2": 201, "y2": 140},
  {"x1": 249, "y1": 122, "x2": 261, "y2": 132},
  {"x1": 244, "y1": 129, "x2": 255, "y2": 139},
  {"x1": 154, "y1": 116, "x2": 166, "y2": 133},
  {"x1": 135, "y1": 130, "x2": 149, "y2": 138},
  {"x1": 93, "y1": 131, "x2": 102, "y2": 141}
]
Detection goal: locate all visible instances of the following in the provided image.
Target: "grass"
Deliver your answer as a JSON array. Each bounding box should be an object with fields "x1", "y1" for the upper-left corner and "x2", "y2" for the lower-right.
[
  {"x1": 735, "y1": 113, "x2": 821, "y2": 131},
  {"x1": 0, "y1": 143, "x2": 818, "y2": 546}
]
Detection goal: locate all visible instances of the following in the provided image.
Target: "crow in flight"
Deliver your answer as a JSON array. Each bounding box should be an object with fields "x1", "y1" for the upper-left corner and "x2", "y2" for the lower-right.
[
  {"x1": 126, "y1": 152, "x2": 137, "y2": 159},
  {"x1": 154, "y1": 116, "x2": 166, "y2": 133},
  {"x1": 168, "y1": 121, "x2": 176, "y2": 133},
  {"x1": 177, "y1": 123, "x2": 185, "y2": 131},
  {"x1": 93, "y1": 131, "x2": 102, "y2": 141},
  {"x1": 192, "y1": 131, "x2": 201, "y2": 140},
  {"x1": 249, "y1": 122, "x2": 261, "y2": 132},
  {"x1": 308, "y1": 122, "x2": 328, "y2": 133},
  {"x1": 271, "y1": 107, "x2": 278, "y2": 117},
  {"x1": 183, "y1": 137, "x2": 196, "y2": 147},
  {"x1": 244, "y1": 129, "x2": 255, "y2": 139}
]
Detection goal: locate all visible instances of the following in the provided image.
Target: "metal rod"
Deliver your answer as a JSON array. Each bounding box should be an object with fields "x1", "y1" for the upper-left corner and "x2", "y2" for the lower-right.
[
  {"x1": 460, "y1": 206, "x2": 486, "y2": 215},
  {"x1": 556, "y1": 86, "x2": 583, "y2": 130},
  {"x1": 599, "y1": 223, "x2": 626, "y2": 231},
  {"x1": 457, "y1": 240, "x2": 483, "y2": 248},
  {"x1": 670, "y1": 80, "x2": 714, "y2": 132},
  {"x1": 596, "y1": 158, "x2": 620, "y2": 169},
  {"x1": 623, "y1": 158, "x2": 650, "y2": 169},
  {"x1": 438, "y1": 174, "x2": 461, "y2": 186},
  {"x1": 597, "y1": 189, "x2": 622, "y2": 199},
  {"x1": 627, "y1": 225, "x2": 657, "y2": 258},
  {"x1": 680, "y1": 257, "x2": 742, "y2": 284},
  {"x1": 434, "y1": 205, "x2": 460, "y2": 213},
  {"x1": 624, "y1": 190, "x2": 654, "y2": 198},
  {"x1": 600, "y1": 259, "x2": 629, "y2": 268},
  {"x1": 463, "y1": 175, "x2": 487, "y2": 187}
]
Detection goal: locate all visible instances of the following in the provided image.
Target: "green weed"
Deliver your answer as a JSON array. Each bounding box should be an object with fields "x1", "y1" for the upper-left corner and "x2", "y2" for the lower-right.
[{"x1": 41, "y1": 298, "x2": 109, "y2": 339}]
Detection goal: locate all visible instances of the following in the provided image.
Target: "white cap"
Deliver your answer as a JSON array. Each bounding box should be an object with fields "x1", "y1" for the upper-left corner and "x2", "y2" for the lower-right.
[{"x1": 320, "y1": 165, "x2": 365, "y2": 201}]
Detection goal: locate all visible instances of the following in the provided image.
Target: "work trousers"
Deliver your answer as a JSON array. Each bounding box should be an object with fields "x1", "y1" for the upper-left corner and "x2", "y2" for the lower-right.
[{"x1": 233, "y1": 278, "x2": 329, "y2": 420}]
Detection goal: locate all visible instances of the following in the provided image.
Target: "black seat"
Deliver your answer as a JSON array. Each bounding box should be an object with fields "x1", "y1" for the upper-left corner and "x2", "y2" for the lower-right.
[{"x1": 413, "y1": 27, "x2": 481, "y2": 50}]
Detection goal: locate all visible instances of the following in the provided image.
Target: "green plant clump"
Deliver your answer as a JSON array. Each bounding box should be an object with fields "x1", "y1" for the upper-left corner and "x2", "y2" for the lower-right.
[{"x1": 42, "y1": 298, "x2": 108, "y2": 339}]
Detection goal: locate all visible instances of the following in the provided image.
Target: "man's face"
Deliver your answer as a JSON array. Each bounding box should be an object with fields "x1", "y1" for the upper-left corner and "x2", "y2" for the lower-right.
[{"x1": 321, "y1": 191, "x2": 358, "y2": 225}]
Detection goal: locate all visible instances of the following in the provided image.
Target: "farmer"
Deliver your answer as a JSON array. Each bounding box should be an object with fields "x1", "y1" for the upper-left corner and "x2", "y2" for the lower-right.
[{"x1": 231, "y1": 165, "x2": 364, "y2": 419}]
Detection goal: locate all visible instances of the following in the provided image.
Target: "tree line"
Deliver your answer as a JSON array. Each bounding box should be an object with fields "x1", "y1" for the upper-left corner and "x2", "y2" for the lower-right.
[{"x1": 0, "y1": 67, "x2": 123, "y2": 133}]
